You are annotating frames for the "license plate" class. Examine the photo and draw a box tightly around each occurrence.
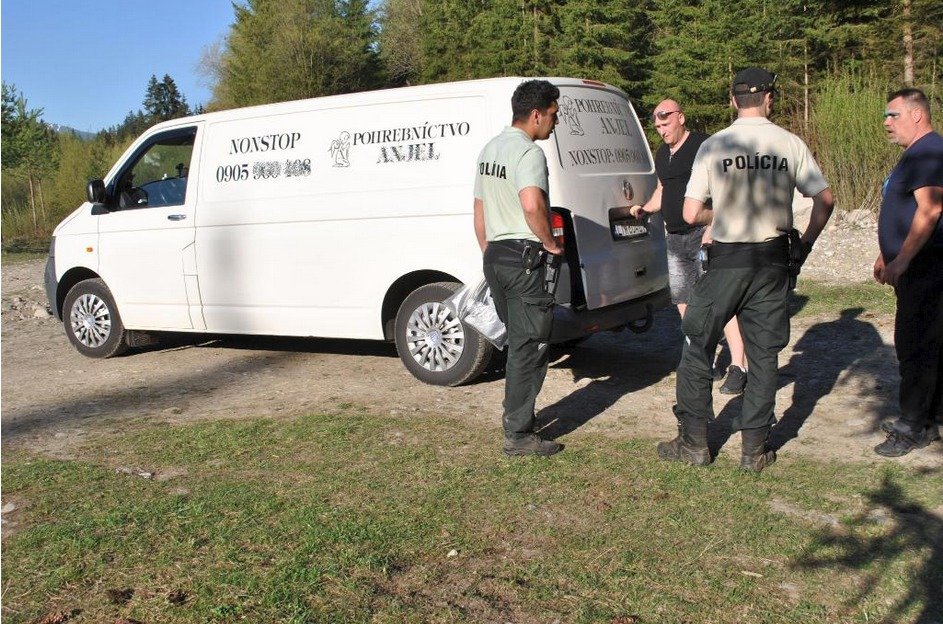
[612,221,647,239]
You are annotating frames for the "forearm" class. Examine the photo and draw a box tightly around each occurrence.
[683,197,713,226]
[523,206,556,247]
[640,182,663,214]
[520,186,560,250]
[473,198,487,252]
[894,186,943,265]
[800,188,835,246]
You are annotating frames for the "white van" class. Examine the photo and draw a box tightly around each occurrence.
[45,77,669,385]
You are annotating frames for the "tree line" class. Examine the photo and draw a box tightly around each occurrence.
[1,74,193,250]
[3,0,941,250]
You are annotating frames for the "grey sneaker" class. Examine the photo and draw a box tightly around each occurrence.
[503,434,564,457]
[719,365,747,395]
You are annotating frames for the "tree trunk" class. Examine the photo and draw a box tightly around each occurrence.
[804,41,809,131]
[38,178,47,225]
[27,172,37,230]
[533,6,539,73]
[903,0,914,86]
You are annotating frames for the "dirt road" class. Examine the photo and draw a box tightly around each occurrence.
[2,255,940,468]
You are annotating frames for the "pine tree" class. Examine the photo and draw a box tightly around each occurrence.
[550,0,653,102]
[143,74,190,122]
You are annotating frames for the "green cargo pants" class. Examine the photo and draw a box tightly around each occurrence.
[483,259,554,440]
[675,266,790,431]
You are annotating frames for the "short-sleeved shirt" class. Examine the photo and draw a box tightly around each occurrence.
[474,126,549,242]
[685,117,829,243]
[655,131,708,235]
[878,131,943,262]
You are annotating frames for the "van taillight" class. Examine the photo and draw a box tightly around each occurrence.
[550,211,565,246]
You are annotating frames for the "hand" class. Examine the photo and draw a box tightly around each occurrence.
[628,205,645,219]
[701,224,714,245]
[882,256,909,287]
[543,241,564,256]
[798,240,814,267]
[873,254,886,285]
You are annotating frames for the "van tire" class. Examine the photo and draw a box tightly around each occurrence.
[63,278,129,358]
[394,282,492,386]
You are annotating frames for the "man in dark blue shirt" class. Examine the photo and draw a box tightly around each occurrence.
[873,88,943,457]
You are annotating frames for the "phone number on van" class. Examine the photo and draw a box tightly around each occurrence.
[217,159,312,183]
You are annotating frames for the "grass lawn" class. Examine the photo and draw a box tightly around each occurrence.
[2,412,941,624]
[792,280,897,317]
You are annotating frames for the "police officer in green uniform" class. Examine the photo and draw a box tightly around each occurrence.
[658,67,835,472]
[473,79,564,456]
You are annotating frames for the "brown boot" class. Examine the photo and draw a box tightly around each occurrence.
[739,426,776,472]
[657,418,711,466]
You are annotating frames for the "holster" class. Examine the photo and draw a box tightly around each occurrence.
[786,228,804,290]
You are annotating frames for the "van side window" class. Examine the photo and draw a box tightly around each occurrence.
[114,127,196,210]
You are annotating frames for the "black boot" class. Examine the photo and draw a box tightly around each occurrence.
[657,418,711,466]
[739,426,776,472]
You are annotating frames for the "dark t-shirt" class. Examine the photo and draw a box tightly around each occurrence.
[655,131,709,234]
[878,131,943,262]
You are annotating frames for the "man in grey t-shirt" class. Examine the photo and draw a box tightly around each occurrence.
[474,79,564,457]
[658,67,834,472]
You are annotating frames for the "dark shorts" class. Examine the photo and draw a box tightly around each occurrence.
[667,227,706,305]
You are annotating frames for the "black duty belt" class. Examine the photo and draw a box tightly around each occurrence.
[707,236,789,270]
[485,239,542,268]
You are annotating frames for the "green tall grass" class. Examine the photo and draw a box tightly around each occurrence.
[807,70,900,215]
[0,200,52,253]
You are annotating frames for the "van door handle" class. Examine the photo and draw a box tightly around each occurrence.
[167,214,187,221]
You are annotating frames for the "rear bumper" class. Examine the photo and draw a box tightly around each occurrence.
[550,287,670,342]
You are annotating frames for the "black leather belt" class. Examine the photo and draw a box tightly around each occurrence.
[708,236,789,269]
[485,239,542,268]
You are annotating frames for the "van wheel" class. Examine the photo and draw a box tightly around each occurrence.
[394,282,492,386]
[63,278,129,358]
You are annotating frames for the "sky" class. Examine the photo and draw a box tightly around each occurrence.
[1,1,236,133]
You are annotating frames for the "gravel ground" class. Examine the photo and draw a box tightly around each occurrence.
[797,208,880,285]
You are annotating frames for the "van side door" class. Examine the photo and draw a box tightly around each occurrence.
[97,125,202,330]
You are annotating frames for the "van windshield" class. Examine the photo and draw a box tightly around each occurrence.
[553,87,650,173]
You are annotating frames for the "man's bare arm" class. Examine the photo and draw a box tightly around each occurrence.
[519,187,563,255]
[883,185,943,286]
[800,188,835,247]
[629,179,663,219]
[473,198,487,252]
[683,196,713,226]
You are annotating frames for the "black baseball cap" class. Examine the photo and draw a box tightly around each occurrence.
[732,67,777,94]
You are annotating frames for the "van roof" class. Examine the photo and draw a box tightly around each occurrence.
[148,77,627,132]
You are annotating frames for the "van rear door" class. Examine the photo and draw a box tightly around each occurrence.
[547,83,667,310]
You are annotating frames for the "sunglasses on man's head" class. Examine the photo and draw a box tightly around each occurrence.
[653,110,680,121]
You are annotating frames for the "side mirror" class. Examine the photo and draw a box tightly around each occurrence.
[87,179,106,204]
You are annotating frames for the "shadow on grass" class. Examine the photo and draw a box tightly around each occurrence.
[792,473,943,623]
[771,306,897,452]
